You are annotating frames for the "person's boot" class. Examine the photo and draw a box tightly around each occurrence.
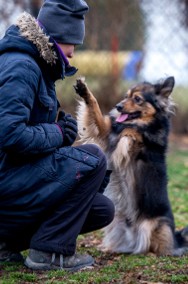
[0,242,24,262]
[25,249,94,271]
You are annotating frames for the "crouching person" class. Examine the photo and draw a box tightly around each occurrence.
[0,0,114,271]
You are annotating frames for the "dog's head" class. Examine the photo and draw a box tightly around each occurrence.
[112,76,175,125]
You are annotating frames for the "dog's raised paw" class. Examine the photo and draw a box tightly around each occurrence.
[74,77,88,97]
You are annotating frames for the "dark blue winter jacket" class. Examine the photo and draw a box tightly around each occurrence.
[0,13,99,234]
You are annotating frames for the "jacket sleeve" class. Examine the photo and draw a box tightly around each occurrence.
[0,60,63,154]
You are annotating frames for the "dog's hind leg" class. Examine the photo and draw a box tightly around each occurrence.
[150,223,175,256]
[150,222,188,256]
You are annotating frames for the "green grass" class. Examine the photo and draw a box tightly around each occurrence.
[168,148,188,228]
[1,144,188,284]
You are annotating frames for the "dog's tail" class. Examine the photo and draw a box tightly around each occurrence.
[175,226,188,249]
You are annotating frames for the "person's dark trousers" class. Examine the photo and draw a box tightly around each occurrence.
[30,144,115,256]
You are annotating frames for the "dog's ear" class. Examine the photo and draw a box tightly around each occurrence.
[155,76,175,98]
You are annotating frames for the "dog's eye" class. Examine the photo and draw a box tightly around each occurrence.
[134,96,143,104]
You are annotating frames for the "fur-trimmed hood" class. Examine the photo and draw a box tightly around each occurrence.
[0,12,58,66]
[16,12,57,65]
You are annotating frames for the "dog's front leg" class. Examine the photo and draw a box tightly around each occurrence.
[74,77,111,138]
[74,77,93,105]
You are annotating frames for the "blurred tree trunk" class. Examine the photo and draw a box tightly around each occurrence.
[29,0,43,17]
[180,0,188,26]
[84,0,144,51]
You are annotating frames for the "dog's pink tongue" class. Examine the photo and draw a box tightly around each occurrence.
[116,114,129,122]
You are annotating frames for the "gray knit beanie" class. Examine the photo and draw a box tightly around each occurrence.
[37,0,89,45]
